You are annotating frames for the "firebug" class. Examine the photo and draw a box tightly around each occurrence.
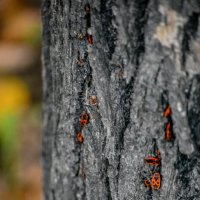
[77,132,84,143]
[164,105,171,118]
[143,179,151,188]
[80,111,89,127]
[87,34,93,45]
[151,172,161,190]
[165,122,172,141]
[144,156,160,166]
[89,95,97,106]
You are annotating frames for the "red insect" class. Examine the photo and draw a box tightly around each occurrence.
[144,150,161,166]
[151,172,161,190]
[77,132,84,143]
[80,111,90,127]
[144,156,160,166]
[87,34,93,45]
[164,105,171,118]
[165,122,172,141]
[143,179,151,188]
[89,95,97,106]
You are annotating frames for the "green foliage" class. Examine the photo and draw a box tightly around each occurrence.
[0,113,19,184]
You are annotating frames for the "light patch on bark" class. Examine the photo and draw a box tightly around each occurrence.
[182,38,200,77]
[154,5,186,48]
[154,5,187,74]
[193,39,200,63]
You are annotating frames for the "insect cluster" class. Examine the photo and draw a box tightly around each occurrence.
[76,111,90,181]
[74,3,176,195]
[75,3,98,144]
[76,111,90,143]
[143,104,174,190]
[75,3,93,68]
[143,149,161,190]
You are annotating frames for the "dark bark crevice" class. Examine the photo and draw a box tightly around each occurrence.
[132,0,150,65]
[187,75,200,150]
[182,12,199,66]
[102,158,113,200]
[174,151,200,199]
[100,0,117,60]
[114,0,150,196]
[154,63,162,84]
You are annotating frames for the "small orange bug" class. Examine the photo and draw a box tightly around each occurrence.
[76,58,85,66]
[87,34,93,45]
[89,95,97,106]
[143,179,151,188]
[144,156,160,166]
[77,132,84,143]
[164,105,171,118]
[151,172,161,190]
[80,111,90,127]
[165,122,172,141]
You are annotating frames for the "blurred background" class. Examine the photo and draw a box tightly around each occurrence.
[0,0,42,199]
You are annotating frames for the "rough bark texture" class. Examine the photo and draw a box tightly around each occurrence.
[42,0,200,199]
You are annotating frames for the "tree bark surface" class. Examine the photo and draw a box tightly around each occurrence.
[42,0,200,199]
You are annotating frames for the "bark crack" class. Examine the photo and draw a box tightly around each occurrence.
[100,0,117,59]
[115,0,150,196]
[182,12,199,66]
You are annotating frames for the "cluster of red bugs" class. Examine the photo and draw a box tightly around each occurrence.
[143,149,161,190]
[76,111,90,181]
[164,105,173,141]
[75,4,94,141]
[75,4,95,181]
[76,111,90,143]
[142,104,174,189]
[85,4,93,45]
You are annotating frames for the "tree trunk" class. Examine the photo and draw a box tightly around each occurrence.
[42,0,200,199]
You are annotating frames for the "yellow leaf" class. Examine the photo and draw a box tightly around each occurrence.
[0,76,30,117]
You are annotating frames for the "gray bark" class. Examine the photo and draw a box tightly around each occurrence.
[42,0,200,199]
